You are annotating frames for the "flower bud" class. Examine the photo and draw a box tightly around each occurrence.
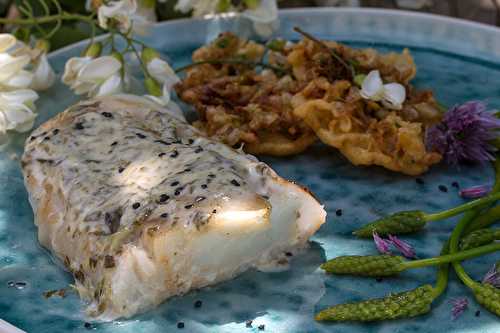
[83,42,103,58]
[13,27,30,43]
[353,211,427,238]
[315,285,434,322]
[320,255,406,277]
[472,282,500,316]
[111,51,124,64]
[144,76,162,97]
[35,39,51,54]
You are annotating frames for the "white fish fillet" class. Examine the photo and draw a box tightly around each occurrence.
[21,95,326,320]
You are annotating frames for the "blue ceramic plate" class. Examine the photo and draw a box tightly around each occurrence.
[1,8,500,333]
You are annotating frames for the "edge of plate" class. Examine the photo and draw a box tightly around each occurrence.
[48,7,500,64]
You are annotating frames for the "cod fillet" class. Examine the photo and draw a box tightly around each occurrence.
[21,95,326,320]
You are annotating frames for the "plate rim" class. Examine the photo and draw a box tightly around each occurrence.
[48,7,500,61]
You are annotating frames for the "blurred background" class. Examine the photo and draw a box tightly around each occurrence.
[0,0,498,50]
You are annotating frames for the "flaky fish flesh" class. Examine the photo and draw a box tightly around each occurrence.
[21,95,326,320]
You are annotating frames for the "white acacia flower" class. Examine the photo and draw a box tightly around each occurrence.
[62,56,93,87]
[0,34,17,53]
[98,0,151,35]
[241,0,279,37]
[62,56,125,97]
[175,0,218,17]
[360,70,406,110]
[0,52,32,90]
[31,53,56,91]
[0,89,39,143]
[146,58,180,92]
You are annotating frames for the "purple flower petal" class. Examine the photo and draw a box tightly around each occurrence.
[459,184,492,199]
[388,235,416,259]
[426,101,500,165]
[450,297,469,320]
[373,231,392,255]
[482,263,500,288]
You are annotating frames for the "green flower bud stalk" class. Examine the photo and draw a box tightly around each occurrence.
[141,47,160,66]
[354,191,500,238]
[83,42,103,58]
[144,76,162,97]
[459,228,500,250]
[315,285,435,322]
[321,255,405,277]
[471,282,500,316]
[353,211,426,238]
[322,243,500,277]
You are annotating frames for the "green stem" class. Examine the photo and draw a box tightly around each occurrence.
[402,241,500,271]
[450,158,500,288]
[465,205,500,233]
[0,12,95,25]
[432,242,450,298]
[174,59,290,75]
[293,26,356,79]
[424,191,500,222]
[450,214,476,288]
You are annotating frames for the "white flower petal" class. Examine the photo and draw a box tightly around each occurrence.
[2,104,36,127]
[15,114,37,133]
[360,70,384,101]
[78,56,122,82]
[242,0,278,24]
[94,73,123,97]
[146,58,179,86]
[3,70,34,90]
[31,54,56,91]
[0,89,38,136]
[62,56,92,86]
[98,0,138,33]
[0,89,39,106]
[252,20,278,38]
[0,54,31,82]
[175,0,218,16]
[0,34,17,53]
[72,81,97,95]
[382,83,406,110]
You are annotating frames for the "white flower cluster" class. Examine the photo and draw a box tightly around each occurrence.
[97,0,152,35]
[62,45,179,109]
[0,34,55,144]
[62,54,127,98]
[175,0,279,37]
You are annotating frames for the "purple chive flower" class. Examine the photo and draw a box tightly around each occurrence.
[482,263,500,288]
[450,297,469,320]
[426,101,500,165]
[373,231,392,255]
[459,184,492,199]
[388,235,417,259]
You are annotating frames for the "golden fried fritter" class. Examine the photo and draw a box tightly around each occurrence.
[175,32,443,175]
